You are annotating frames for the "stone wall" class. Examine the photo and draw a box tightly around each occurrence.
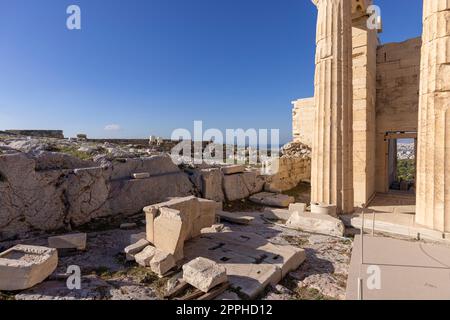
[375,37,421,192]
[0,153,193,240]
[187,167,266,202]
[264,157,311,192]
[292,98,314,148]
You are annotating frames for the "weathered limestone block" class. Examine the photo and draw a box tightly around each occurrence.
[110,155,181,180]
[65,167,110,226]
[249,192,295,208]
[289,203,307,214]
[150,250,176,276]
[0,151,194,241]
[135,245,157,267]
[263,157,311,192]
[263,209,292,221]
[145,196,197,240]
[153,207,187,261]
[242,170,265,195]
[201,224,225,234]
[0,154,67,237]
[286,212,345,237]
[108,172,193,216]
[200,168,225,202]
[0,245,58,291]
[132,172,150,179]
[34,151,94,171]
[222,165,245,175]
[48,233,87,251]
[145,197,217,260]
[189,168,224,202]
[182,257,228,293]
[124,238,150,260]
[223,174,250,201]
[196,198,219,237]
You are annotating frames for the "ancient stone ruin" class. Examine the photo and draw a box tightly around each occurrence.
[0,0,449,301]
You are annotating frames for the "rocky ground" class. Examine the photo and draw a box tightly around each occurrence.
[0,134,159,161]
[0,134,348,300]
[0,196,353,301]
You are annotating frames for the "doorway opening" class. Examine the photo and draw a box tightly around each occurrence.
[385,132,417,194]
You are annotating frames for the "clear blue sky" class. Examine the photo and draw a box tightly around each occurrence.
[0,0,423,143]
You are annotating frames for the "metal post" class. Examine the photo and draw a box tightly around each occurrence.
[361,212,364,265]
[357,277,363,300]
[372,211,376,236]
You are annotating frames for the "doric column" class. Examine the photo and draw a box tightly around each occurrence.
[416,0,450,232]
[311,0,354,214]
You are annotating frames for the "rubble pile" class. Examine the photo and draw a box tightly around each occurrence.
[280,142,311,159]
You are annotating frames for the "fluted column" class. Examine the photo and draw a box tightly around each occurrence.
[416,0,450,232]
[311,0,354,214]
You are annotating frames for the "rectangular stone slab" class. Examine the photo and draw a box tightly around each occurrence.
[183,231,305,299]
[217,211,254,225]
[48,233,87,250]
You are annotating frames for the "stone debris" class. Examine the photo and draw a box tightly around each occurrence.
[132,172,150,179]
[153,207,186,261]
[124,238,150,261]
[120,223,138,230]
[286,212,345,237]
[222,165,245,175]
[280,141,311,159]
[191,168,225,203]
[289,203,307,214]
[0,245,58,291]
[150,250,176,277]
[311,203,337,217]
[134,245,157,267]
[145,196,217,261]
[184,231,306,299]
[76,134,87,140]
[129,232,146,244]
[182,257,228,293]
[48,233,87,251]
[222,174,250,201]
[217,211,254,225]
[263,209,292,221]
[215,290,241,300]
[249,192,295,208]
[201,224,225,234]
